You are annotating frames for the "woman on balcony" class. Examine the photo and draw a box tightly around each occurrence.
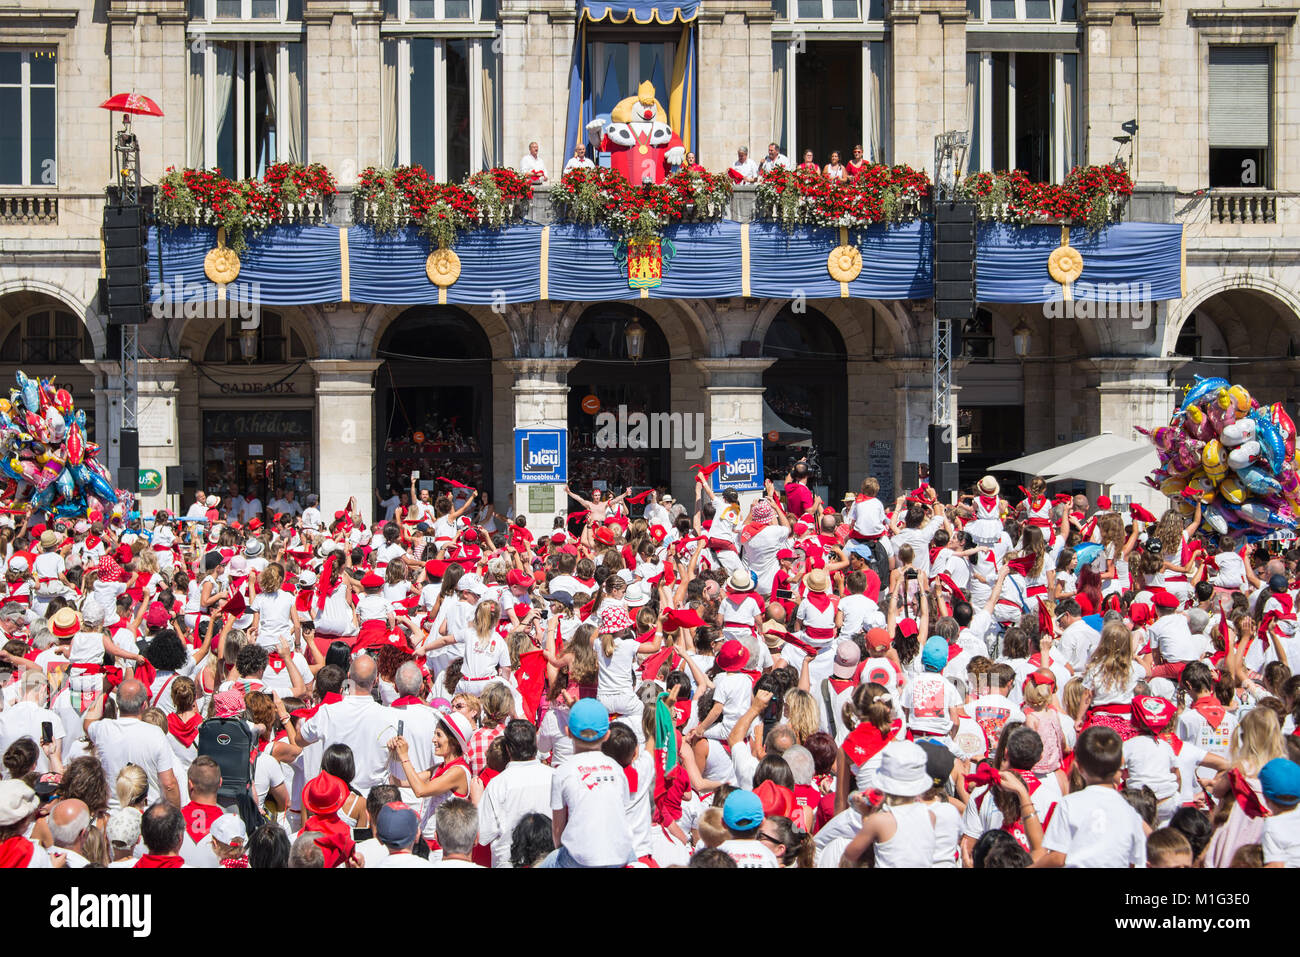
[824,151,846,181]
[846,144,868,177]
[797,149,818,173]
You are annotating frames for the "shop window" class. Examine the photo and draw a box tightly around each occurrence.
[0,309,92,363]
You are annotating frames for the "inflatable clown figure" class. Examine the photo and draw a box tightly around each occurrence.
[585,80,686,185]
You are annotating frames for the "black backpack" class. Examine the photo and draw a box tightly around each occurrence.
[195,717,266,833]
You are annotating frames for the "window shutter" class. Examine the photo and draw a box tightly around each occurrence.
[1209,46,1270,148]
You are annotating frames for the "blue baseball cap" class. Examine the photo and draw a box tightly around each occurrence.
[921,635,948,672]
[375,802,420,848]
[1082,614,1105,632]
[722,790,765,831]
[1259,758,1300,807]
[568,698,610,742]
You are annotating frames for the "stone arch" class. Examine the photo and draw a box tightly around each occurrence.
[748,297,915,357]
[1162,273,1300,359]
[552,298,714,359]
[177,306,321,362]
[362,302,521,361]
[0,279,105,360]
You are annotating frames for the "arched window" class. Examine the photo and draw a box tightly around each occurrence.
[0,309,93,363]
[201,310,308,363]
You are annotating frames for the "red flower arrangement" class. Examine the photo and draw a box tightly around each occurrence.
[552,166,732,239]
[756,164,931,231]
[355,165,533,248]
[959,163,1132,229]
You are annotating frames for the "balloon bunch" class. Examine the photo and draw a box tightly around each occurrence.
[1141,376,1300,538]
[0,371,124,518]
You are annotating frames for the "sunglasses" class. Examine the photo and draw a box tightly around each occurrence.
[757,832,783,846]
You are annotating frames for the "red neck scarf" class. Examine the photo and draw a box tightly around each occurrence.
[167,712,202,748]
[803,590,834,613]
[1229,768,1268,819]
[842,719,900,768]
[391,695,425,709]
[964,760,1002,794]
[134,853,185,868]
[0,835,33,868]
[1192,694,1226,730]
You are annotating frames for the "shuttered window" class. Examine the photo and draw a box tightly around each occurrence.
[1209,46,1271,148]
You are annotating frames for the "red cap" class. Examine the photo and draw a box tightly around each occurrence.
[360,572,384,588]
[1131,694,1176,733]
[715,640,749,672]
[1152,590,1179,609]
[248,517,262,530]
[506,569,532,589]
[776,548,795,561]
[334,510,346,520]
[649,526,666,542]
[754,780,798,819]
[425,560,449,578]
[897,618,919,638]
[594,527,617,546]
[551,533,567,545]
[865,627,892,649]
[1096,495,1112,510]
[303,772,349,816]
[1129,603,1153,626]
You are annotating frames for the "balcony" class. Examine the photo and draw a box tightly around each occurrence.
[0,193,58,225]
[1205,190,1280,225]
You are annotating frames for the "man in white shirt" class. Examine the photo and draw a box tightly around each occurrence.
[301,493,322,531]
[1147,592,1209,670]
[717,790,779,867]
[388,663,438,805]
[477,720,554,867]
[0,673,65,773]
[184,490,209,521]
[280,489,304,518]
[729,146,759,184]
[890,503,948,576]
[49,799,92,868]
[373,802,434,868]
[297,656,398,795]
[428,798,486,868]
[520,141,549,184]
[1055,599,1102,672]
[760,142,790,173]
[563,143,596,172]
[241,487,263,524]
[83,680,181,809]
[375,487,403,523]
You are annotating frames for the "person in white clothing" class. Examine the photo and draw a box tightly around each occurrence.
[840,741,938,868]
[563,143,595,172]
[477,720,554,867]
[520,141,549,183]
[373,801,434,868]
[296,656,398,794]
[428,798,485,867]
[1260,757,1300,867]
[82,679,181,809]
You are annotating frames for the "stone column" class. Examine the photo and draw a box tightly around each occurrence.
[135,359,192,515]
[887,0,969,170]
[693,358,776,510]
[310,360,382,510]
[504,358,578,533]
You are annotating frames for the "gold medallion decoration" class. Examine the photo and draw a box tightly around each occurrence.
[1047,244,1084,285]
[827,244,862,283]
[204,226,241,285]
[426,248,462,287]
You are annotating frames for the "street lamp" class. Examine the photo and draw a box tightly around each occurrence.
[239,325,259,362]
[1012,321,1032,359]
[624,317,645,362]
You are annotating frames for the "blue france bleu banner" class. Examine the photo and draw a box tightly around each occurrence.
[515,429,567,484]
[710,438,763,492]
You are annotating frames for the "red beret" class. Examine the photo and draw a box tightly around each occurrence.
[1152,590,1179,609]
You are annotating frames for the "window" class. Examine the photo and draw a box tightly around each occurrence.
[202,311,308,363]
[191,0,301,18]
[777,40,890,166]
[190,40,305,177]
[795,0,861,18]
[385,0,473,18]
[960,309,995,361]
[967,50,1078,182]
[1208,46,1271,189]
[0,310,92,363]
[0,48,56,186]
[383,37,497,177]
[584,36,678,125]
[966,0,1073,20]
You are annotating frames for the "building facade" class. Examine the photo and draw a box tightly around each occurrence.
[1,0,1297,522]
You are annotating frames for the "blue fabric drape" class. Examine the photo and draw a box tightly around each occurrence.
[747,221,933,300]
[581,0,700,23]
[975,222,1183,303]
[346,225,542,305]
[148,225,342,304]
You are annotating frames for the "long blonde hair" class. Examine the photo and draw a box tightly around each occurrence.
[1229,707,1285,777]
[784,689,819,744]
[1098,513,1125,554]
[1155,509,1184,556]
[115,764,148,810]
[1083,621,1133,693]
[472,601,499,643]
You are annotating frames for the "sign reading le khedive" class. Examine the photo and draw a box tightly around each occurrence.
[204,410,312,441]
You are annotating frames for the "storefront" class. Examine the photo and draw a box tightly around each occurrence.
[202,409,315,506]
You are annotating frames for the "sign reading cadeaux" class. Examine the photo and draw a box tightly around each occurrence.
[514,428,567,484]
[709,438,763,492]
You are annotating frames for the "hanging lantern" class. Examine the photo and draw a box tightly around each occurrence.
[624,318,646,363]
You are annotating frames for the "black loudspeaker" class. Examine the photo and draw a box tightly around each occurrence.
[119,427,139,493]
[103,202,150,325]
[933,201,977,322]
[166,466,184,495]
[928,423,958,498]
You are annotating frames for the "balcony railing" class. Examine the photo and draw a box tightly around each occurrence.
[0,194,58,225]
[1206,190,1277,224]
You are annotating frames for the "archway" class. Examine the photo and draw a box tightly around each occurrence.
[376,306,493,501]
[762,305,848,497]
[1169,289,1300,403]
[567,303,671,499]
[0,291,97,437]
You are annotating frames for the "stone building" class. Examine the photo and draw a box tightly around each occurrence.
[0,0,1296,522]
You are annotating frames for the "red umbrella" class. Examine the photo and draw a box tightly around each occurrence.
[98,93,164,117]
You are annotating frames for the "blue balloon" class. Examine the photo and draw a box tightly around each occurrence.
[1180,375,1231,412]
[1073,542,1103,568]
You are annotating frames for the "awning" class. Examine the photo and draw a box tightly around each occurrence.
[581,0,699,23]
[989,432,1147,478]
[1045,445,1160,487]
[764,401,811,447]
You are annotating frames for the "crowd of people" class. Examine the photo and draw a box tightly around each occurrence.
[1,460,1299,871]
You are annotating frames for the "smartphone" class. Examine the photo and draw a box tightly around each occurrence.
[40,721,53,746]
[411,470,420,480]
[396,720,404,738]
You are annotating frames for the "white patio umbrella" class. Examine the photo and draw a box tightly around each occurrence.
[988,432,1147,478]
[1045,445,1161,487]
